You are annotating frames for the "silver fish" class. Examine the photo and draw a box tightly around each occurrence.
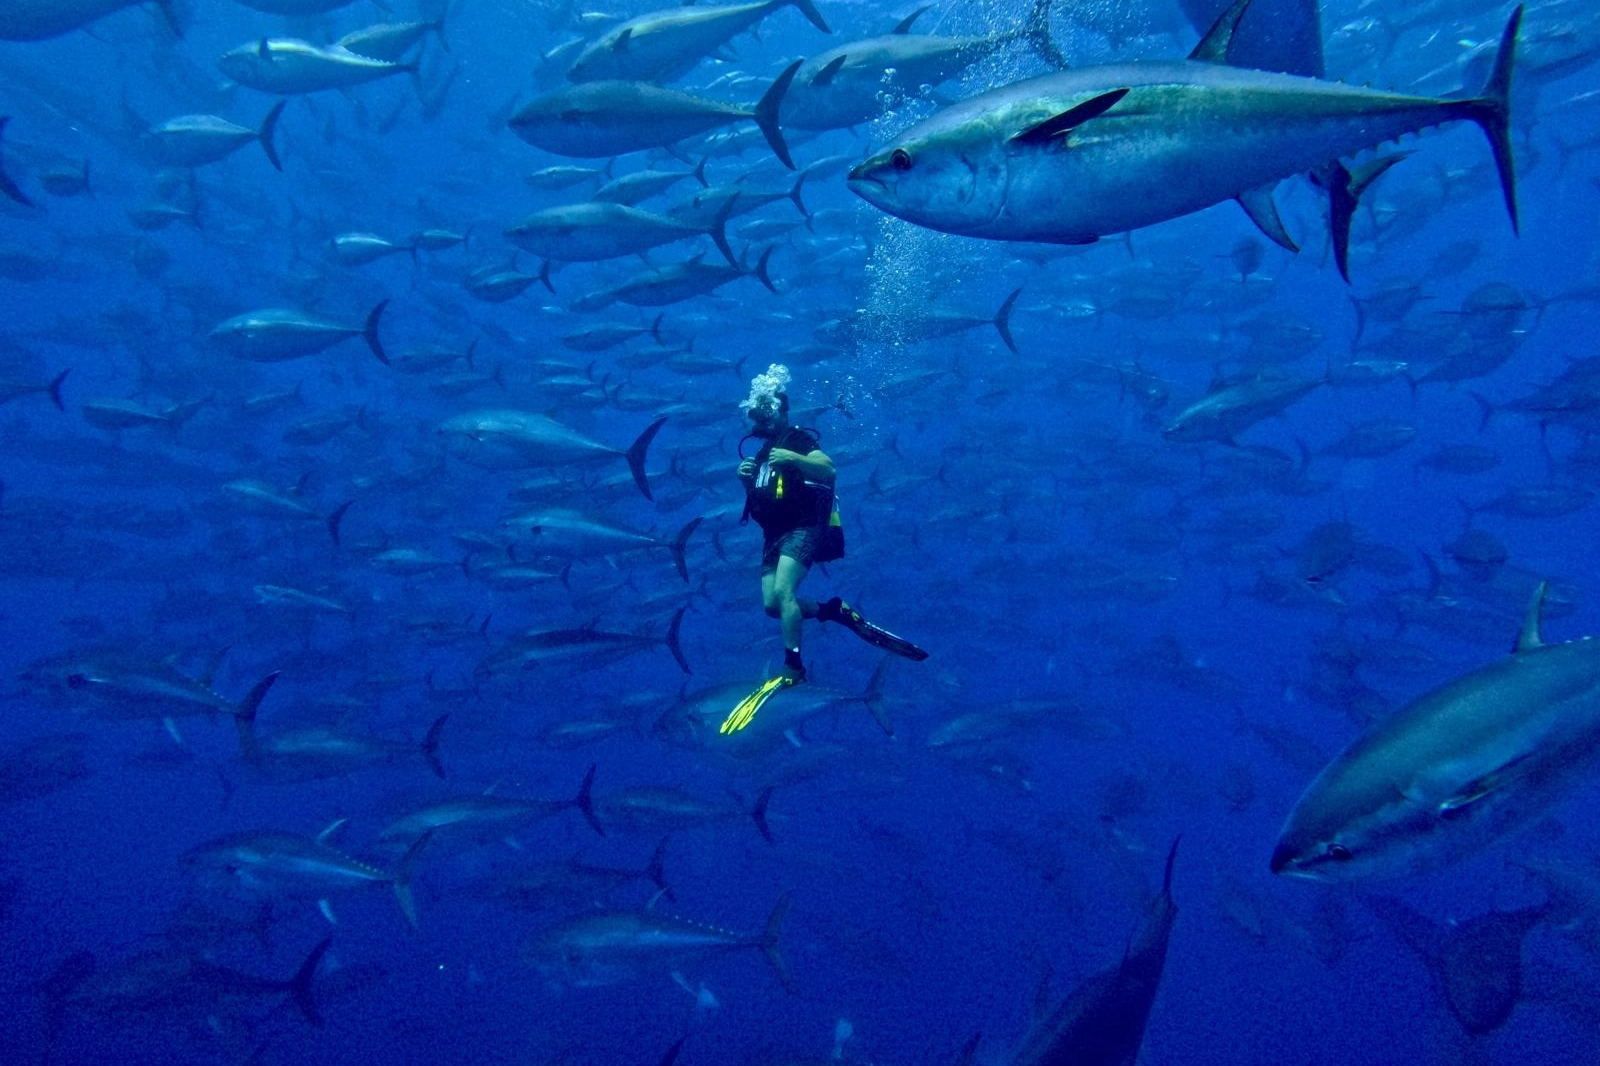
[210,301,388,364]
[0,0,179,42]
[509,63,800,167]
[436,411,664,498]
[148,103,285,170]
[1273,583,1600,881]
[567,0,829,84]
[218,38,417,96]
[849,1,1520,260]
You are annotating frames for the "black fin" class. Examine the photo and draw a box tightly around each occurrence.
[363,299,389,363]
[810,54,847,87]
[1010,88,1129,146]
[624,415,667,500]
[666,605,690,674]
[259,101,286,171]
[287,937,333,1027]
[0,116,34,207]
[1465,4,1521,233]
[421,714,448,778]
[754,60,802,169]
[1234,185,1297,253]
[575,764,605,836]
[752,785,775,844]
[994,287,1021,354]
[1188,0,1254,64]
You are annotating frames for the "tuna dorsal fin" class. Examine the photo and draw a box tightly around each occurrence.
[1234,185,1298,253]
[1010,88,1130,146]
[893,5,930,33]
[612,27,632,52]
[810,54,847,87]
[1189,0,1254,64]
[1516,580,1548,653]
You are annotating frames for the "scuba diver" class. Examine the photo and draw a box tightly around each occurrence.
[722,365,928,735]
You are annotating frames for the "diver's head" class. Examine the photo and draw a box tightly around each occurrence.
[741,364,792,439]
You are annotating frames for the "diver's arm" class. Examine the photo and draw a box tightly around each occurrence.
[771,447,834,484]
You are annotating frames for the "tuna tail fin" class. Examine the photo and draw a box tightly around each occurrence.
[363,299,390,364]
[1467,5,1521,234]
[286,937,333,1026]
[708,195,738,266]
[326,499,353,547]
[751,785,775,844]
[752,245,777,293]
[754,60,802,170]
[1023,0,1066,70]
[625,415,667,500]
[575,763,605,836]
[994,287,1021,354]
[0,116,34,207]
[235,672,279,720]
[862,654,894,736]
[785,0,831,34]
[258,101,286,172]
[645,837,675,901]
[953,1032,982,1066]
[761,893,795,992]
[669,517,702,582]
[665,605,690,674]
[421,713,449,778]
[392,830,432,930]
[789,170,809,219]
[151,0,187,38]
[47,369,69,412]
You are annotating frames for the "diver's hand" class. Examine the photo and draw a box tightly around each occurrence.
[737,458,756,479]
[767,448,800,467]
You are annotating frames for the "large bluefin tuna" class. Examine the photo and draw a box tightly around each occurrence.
[0,0,179,41]
[1273,583,1600,881]
[218,38,418,95]
[567,0,829,84]
[849,0,1521,265]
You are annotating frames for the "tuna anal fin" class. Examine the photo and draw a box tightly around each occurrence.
[1235,185,1297,253]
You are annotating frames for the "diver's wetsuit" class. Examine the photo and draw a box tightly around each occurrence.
[744,426,833,571]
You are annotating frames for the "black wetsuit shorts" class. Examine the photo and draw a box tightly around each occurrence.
[761,526,822,572]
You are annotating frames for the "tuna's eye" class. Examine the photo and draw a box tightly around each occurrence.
[1326,843,1353,862]
[66,674,88,689]
[891,148,912,171]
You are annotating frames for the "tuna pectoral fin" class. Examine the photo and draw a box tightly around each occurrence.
[625,415,667,500]
[751,785,775,844]
[762,892,796,993]
[1009,88,1129,146]
[1466,5,1522,234]
[754,61,803,170]
[287,937,333,1027]
[1234,186,1297,254]
[236,672,280,719]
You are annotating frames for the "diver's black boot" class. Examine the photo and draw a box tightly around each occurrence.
[819,597,929,662]
[780,647,807,683]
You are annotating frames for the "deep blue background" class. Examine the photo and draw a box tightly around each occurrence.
[2,1,1599,1063]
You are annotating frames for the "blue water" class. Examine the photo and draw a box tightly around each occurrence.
[2,1,1599,1063]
